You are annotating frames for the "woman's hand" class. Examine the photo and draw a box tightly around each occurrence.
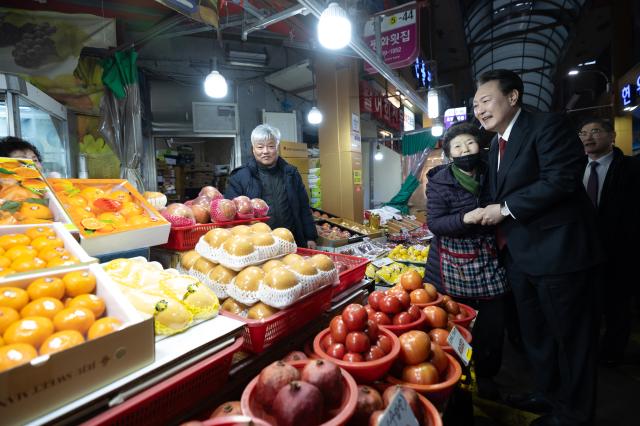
[463,208,485,224]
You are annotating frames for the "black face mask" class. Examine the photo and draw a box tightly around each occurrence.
[452,152,482,172]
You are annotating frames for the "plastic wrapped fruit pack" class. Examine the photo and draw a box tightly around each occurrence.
[195,223,297,271]
[102,258,219,335]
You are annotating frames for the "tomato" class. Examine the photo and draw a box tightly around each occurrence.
[424,283,438,299]
[400,270,423,291]
[372,311,391,326]
[392,312,413,325]
[410,288,431,304]
[379,295,401,315]
[398,330,431,365]
[342,304,368,332]
[330,316,348,343]
[407,305,421,321]
[321,333,336,350]
[401,362,440,385]
[327,343,346,359]
[428,328,450,346]
[367,291,385,311]
[441,295,452,304]
[445,300,460,315]
[394,291,411,310]
[376,335,393,355]
[429,341,448,374]
[364,319,379,342]
[423,306,448,328]
[455,311,468,321]
[345,331,370,353]
[364,345,385,361]
[365,305,376,320]
[343,352,363,362]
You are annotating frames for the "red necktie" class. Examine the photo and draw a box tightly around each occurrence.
[498,137,507,167]
[496,137,508,249]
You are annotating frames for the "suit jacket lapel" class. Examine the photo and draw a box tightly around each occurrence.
[488,135,499,198]
[497,111,528,195]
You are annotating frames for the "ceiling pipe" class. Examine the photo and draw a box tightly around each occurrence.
[242,4,308,41]
[296,0,428,114]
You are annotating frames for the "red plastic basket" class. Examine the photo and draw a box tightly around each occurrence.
[83,337,244,426]
[296,248,369,295]
[221,285,333,353]
[451,303,477,329]
[159,217,270,251]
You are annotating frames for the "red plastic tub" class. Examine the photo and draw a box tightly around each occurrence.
[379,309,427,336]
[160,217,270,251]
[386,353,462,405]
[438,326,473,356]
[451,303,477,329]
[241,359,358,425]
[83,337,244,426]
[221,285,333,353]
[296,248,370,295]
[202,416,271,426]
[418,394,444,426]
[411,292,444,308]
[313,327,400,383]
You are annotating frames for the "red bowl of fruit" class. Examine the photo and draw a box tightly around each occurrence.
[313,327,401,383]
[411,292,444,308]
[417,393,443,426]
[241,359,358,426]
[379,309,427,336]
[451,303,476,329]
[427,326,473,356]
[386,353,462,405]
[202,416,271,426]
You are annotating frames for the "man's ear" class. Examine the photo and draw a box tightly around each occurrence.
[509,90,519,106]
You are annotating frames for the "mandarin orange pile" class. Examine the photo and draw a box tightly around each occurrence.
[0,227,80,277]
[0,270,122,372]
[0,160,54,225]
[51,180,161,235]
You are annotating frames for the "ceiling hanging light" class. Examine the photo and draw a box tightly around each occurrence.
[318,3,352,50]
[431,119,444,137]
[427,89,439,118]
[204,58,228,98]
[307,106,323,125]
[374,144,384,161]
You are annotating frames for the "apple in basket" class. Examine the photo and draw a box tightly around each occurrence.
[251,198,269,217]
[211,198,237,222]
[161,203,196,227]
[199,186,224,200]
[233,196,255,219]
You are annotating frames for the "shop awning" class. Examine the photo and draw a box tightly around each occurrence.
[401,130,438,156]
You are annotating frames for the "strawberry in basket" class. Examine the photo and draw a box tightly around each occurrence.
[252,198,269,217]
[211,198,237,222]
[161,203,196,227]
[234,196,255,220]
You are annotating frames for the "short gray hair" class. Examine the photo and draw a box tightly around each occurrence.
[251,124,281,146]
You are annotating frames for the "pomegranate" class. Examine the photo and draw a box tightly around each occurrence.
[233,196,255,219]
[272,381,324,426]
[382,385,425,424]
[282,351,308,362]
[254,360,300,406]
[190,204,210,224]
[209,401,242,418]
[161,203,196,227]
[199,186,223,200]
[251,198,269,217]
[369,410,385,426]
[210,198,237,222]
[349,385,383,425]
[301,359,343,407]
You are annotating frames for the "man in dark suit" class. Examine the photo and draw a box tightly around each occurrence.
[579,118,640,365]
[472,70,602,426]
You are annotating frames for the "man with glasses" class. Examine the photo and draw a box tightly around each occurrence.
[225,124,317,248]
[579,118,640,365]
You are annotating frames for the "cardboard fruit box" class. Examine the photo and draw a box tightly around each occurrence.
[0,264,155,425]
[48,179,171,256]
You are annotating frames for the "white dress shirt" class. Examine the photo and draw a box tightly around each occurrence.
[583,150,614,205]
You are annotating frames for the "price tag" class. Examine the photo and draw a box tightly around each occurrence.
[379,391,419,426]
[412,244,427,251]
[372,257,394,268]
[447,326,473,366]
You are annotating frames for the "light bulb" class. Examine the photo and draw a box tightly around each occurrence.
[204,70,228,98]
[307,106,323,125]
[431,121,444,137]
[374,146,383,161]
[318,3,352,50]
[567,69,579,76]
[427,89,439,118]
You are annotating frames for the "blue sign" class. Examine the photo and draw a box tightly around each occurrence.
[412,57,432,88]
[621,84,633,107]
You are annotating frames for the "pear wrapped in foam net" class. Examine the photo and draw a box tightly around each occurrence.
[160,275,220,320]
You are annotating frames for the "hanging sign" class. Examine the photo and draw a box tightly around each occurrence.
[363,2,420,73]
[359,81,403,131]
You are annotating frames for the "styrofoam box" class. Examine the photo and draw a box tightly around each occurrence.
[0,264,155,425]
[0,223,96,282]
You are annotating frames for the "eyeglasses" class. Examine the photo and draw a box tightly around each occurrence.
[578,128,607,138]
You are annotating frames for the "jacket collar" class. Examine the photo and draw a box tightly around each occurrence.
[247,156,291,177]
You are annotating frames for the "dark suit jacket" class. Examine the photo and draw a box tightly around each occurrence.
[488,110,602,276]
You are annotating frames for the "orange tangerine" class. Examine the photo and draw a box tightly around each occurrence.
[20,297,64,319]
[39,330,85,355]
[0,343,38,372]
[97,212,126,227]
[63,271,96,297]
[0,267,15,277]
[21,179,47,191]
[96,224,115,234]
[0,256,10,268]
[127,215,152,226]
[0,234,31,250]
[31,235,64,252]
[12,167,40,179]
[61,195,87,208]
[52,307,95,334]
[68,294,105,318]
[87,317,122,340]
[0,335,3,345]
[27,277,65,300]
[80,217,104,231]
[0,287,29,311]
[11,255,46,272]
[0,247,4,255]
[70,206,95,220]
[47,255,79,268]
[3,316,54,347]
[19,203,53,220]
[62,297,73,308]
[50,179,74,192]
[80,187,105,203]
[109,190,132,203]
[25,226,55,240]
[0,306,20,334]
[4,245,38,261]
[119,202,143,217]
[38,247,69,262]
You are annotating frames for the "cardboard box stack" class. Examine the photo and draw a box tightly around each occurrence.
[185,162,214,189]
[279,141,311,196]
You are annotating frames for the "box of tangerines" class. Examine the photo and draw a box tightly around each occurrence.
[0,263,154,424]
[0,223,96,281]
[0,157,73,227]
[48,179,171,256]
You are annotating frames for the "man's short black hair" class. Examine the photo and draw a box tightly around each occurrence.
[442,122,481,157]
[0,137,42,162]
[477,69,524,106]
[579,118,614,133]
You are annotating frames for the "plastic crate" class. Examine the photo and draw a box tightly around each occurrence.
[159,217,270,251]
[297,248,369,296]
[83,337,244,426]
[221,285,333,353]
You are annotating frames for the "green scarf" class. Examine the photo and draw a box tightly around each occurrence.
[451,164,480,196]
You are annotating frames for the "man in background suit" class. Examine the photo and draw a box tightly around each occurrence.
[579,118,640,365]
[471,69,602,426]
